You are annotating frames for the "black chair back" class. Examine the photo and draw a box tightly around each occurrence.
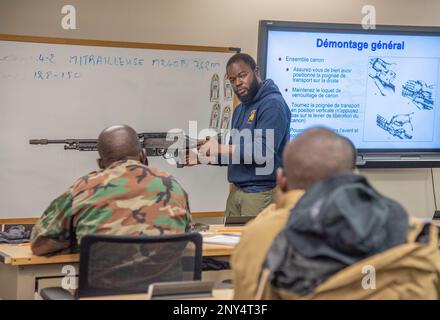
[77,232,202,298]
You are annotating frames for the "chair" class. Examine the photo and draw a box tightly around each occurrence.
[40,232,203,299]
[146,280,215,299]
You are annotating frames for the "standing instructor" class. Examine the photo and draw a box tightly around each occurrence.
[197,53,291,217]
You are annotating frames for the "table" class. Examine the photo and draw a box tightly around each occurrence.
[0,225,243,300]
[80,288,234,300]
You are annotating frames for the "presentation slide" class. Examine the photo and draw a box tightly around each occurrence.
[266,30,440,150]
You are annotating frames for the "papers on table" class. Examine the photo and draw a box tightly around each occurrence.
[202,234,241,246]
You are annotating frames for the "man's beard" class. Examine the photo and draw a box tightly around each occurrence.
[237,77,261,103]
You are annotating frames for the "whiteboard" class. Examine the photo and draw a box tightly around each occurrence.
[0,36,237,218]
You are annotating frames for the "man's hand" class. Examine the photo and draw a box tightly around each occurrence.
[198,138,219,157]
[180,149,216,166]
[199,138,235,157]
[181,136,235,166]
[182,150,200,166]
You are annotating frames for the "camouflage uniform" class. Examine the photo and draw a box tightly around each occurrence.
[31,159,191,256]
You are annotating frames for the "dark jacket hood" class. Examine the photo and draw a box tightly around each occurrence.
[247,79,282,104]
[263,173,409,295]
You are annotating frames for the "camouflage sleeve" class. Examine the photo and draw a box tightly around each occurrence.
[31,190,74,256]
[182,188,192,232]
[152,177,192,234]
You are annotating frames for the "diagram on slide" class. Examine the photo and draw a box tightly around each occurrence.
[376,113,414,140]
[364,56,437,143]
[368,58,396,96]
[402,80,434,110]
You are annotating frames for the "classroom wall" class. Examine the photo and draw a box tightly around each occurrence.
[1,0,440,218]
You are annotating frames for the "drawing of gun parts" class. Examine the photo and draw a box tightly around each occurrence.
[368,58,396,96]
[402,80,434,110]
[220,105,232,130]
[376,113,414,140]
[210,73,220,102]
[209,103,221,129]
[223,74,234,101]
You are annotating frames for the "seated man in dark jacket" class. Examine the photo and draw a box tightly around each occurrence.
[256,128,440,300]
[232,126,357,299]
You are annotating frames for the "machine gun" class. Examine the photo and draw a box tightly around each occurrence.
[29,132,204,167]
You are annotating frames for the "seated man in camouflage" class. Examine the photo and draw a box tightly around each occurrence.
[31,124,191,256]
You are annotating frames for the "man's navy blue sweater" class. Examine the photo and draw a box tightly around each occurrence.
[223,79,291,193]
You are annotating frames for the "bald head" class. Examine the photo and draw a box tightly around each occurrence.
[283,127,356,190]
[97,125,143,168]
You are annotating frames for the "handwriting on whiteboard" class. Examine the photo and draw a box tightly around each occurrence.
[34,70,82,80]
[69,55,145,67]
[152,58,221,71]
